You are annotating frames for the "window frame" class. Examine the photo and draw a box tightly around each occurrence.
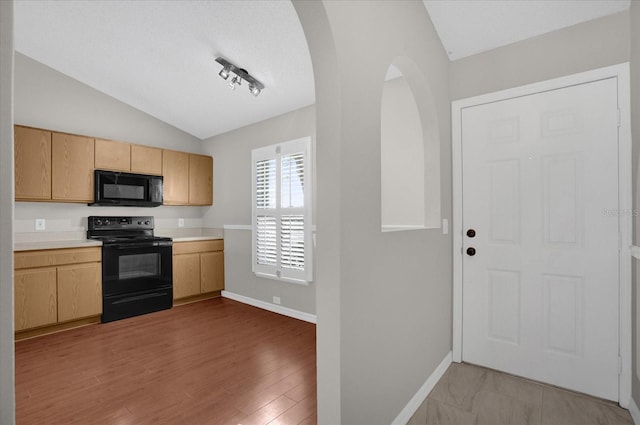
[251,137,313,284]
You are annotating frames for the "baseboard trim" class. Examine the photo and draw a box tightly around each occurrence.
[629,397,640,425]
[221,290,317,324]
[391,351,452,425]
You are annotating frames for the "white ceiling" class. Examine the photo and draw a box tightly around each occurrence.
[423,0,631,60]
[14,1,632,140]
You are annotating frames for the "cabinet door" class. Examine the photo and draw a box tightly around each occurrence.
[52,132,95,202]
[200,251,224,293]
[14,268,57,331]
[173,253,201,299]
[131,144,162,175]
[57,262,102,322]
[95,139,131,172]
[188,154,213,205]
[162,150,189,205]
[14,126,52,200]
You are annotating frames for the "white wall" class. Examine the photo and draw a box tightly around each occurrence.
[296,1,452,423]
[201,105,316,315]
[0,2,15,423]
[13,53,210,236]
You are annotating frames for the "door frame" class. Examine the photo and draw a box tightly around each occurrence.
[451,63,632,407]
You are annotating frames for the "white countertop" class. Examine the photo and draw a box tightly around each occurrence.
[171,236,223,242]
[14,239,103,252]
[14,235,222,251]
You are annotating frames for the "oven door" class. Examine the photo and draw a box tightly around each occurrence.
[102,241,172,297]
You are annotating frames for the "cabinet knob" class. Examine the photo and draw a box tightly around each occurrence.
[466,247,476,256]
[466,229,476,238]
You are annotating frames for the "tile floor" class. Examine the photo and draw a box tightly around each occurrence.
[407,362,633,425]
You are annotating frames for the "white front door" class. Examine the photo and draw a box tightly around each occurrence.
[461,77,620,401]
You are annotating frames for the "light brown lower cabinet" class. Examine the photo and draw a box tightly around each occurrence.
[173,240,224,301]
[14,267,57,331]
[14,247,102,334]
[57,263,102,322]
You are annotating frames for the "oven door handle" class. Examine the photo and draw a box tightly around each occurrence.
[107,242,172,249]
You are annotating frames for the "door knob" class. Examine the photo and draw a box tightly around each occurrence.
[466,229,476,238]
[466,247,476,256]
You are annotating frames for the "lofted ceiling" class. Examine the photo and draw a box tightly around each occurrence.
[14,0,631,140]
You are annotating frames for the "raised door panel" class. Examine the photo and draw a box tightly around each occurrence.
[162,150,189,205]
[200,251,224,293]
[173,253,201,299]
[14,125,52,200]
[131,145,162,175]
[14,268,57,331]
[95,139,131,172]
[57,263,102,322]
[188,154,213,205]
[51,132,95,202]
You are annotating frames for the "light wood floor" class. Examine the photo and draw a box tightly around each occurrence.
[408,362,633,425]
[15,298,317,425]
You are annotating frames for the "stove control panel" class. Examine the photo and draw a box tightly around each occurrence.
[88,216,154,230]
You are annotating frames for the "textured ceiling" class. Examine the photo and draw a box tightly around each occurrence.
[14,1,632,140]
[14,0,314,140]
[423,0,631,60]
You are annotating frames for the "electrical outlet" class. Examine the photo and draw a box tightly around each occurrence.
[273,296,281,305]
[35,219,46,231]
[442,219,449,235]
[178,218,185,228]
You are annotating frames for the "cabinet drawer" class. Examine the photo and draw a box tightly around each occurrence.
[173,239,223,255]
[15,247,101,270]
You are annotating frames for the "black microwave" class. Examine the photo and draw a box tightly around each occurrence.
[91,170,163,207]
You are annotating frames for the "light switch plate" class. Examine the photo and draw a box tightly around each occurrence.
[442,219,449,235]
[35,219,46,231]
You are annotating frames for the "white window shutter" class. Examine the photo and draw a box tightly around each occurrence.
[252,137,312,283]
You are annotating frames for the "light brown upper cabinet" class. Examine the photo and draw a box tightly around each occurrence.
[188,154,213,205]
[131,145,162,175]
[14,125,52,201]
[51,132,95,202]
[162,149,190,205]
[95,138,131,172]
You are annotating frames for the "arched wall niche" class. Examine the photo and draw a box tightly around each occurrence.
[381,56,441,232]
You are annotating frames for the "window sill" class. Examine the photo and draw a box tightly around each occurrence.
[254,272,311,286]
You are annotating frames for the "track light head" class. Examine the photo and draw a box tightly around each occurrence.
[228,75,241,90]
[249,83,261,97]
[218,66,231,80]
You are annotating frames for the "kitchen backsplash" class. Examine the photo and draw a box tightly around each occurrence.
[14,201,217,242]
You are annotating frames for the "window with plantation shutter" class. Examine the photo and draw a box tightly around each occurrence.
[252,137,312,283]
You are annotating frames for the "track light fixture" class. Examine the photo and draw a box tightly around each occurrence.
[215,57,264,97]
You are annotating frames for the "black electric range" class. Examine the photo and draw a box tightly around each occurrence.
[88,216,173,322]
